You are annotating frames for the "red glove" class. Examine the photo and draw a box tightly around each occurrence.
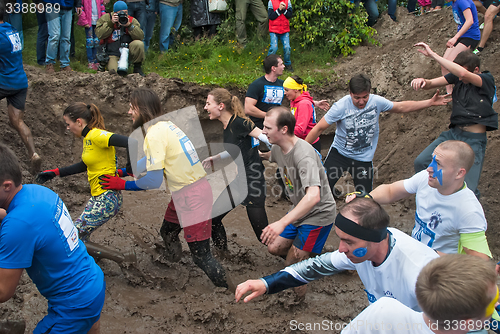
[117,168,125,177]
[99,174,126,190]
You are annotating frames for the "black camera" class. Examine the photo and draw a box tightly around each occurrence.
[118,12,128,25]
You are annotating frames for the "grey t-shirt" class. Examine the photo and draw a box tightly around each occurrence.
[270,138,336,227]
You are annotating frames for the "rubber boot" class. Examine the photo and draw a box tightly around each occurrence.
[160,220,183,262]
[85,241,136,264]
[133,63,145,77]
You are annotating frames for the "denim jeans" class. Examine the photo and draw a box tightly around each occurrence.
[267,32,291,66]
[45,9,72,67]
[7,13,23,50]
[85,26,97,63]
[127,1,147,34]
[358,0,397,25]
[159,3,182,52]
[144,11,157,52]
[36,11,48,65]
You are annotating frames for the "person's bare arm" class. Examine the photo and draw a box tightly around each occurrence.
[414,42,483,87]
[304,117,330,144]
[244,97,267,119]
[369,180,412,204]
[260,186,320,245]
[462,247,491,260]
[410,77,449,91]
[0,268,23,303]
[390,90,451,113]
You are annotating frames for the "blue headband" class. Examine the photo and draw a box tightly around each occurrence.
[428,155,443,186]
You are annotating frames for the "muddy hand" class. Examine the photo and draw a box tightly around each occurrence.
[235,279,267,303]
[260,222,285,246]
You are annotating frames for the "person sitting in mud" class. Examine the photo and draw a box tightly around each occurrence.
[258,106,336,298]
[352,140,492,260]
[341,254,499,334]
[304,73,451,198]
[36,102,136,265]
[202,88,270,257]
[95,1,145,76]
[411,43,497,198]
[99,88,233,290]
[0,3,42,174]
[235,198,439,311]
[0,144,105,334]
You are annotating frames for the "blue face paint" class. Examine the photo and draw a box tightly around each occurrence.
[353,247,368,258]
[428,155,443,186]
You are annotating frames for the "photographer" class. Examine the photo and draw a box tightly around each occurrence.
[95,1,145,76]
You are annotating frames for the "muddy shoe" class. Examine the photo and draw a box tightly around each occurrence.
[162,234,182,262]
[0,319,25,334]
[61,65,72,72]
[45,64,55,74]
[30,153,42,175]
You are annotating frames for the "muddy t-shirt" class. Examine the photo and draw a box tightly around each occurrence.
[246,76,285,129]
[224,115,265,182]
[445,71,498,130]
[324,94,393,162]
[269,138,335,227]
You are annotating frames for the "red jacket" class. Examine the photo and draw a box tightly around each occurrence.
[290,91,318,144]
[77,0,106,27]
[268,0,290,34]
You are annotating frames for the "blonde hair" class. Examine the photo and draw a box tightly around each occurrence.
[416,254,496,327]
[208,88,250,124]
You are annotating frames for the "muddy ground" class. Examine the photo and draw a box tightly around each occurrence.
[1,6,500,333]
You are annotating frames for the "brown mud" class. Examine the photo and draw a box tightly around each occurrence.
[1,7,500,333]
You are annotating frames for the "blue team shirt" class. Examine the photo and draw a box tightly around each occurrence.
[0,22,28,90]
[452,0,480,41]
[0,185,104,316]
[324,94,393,162]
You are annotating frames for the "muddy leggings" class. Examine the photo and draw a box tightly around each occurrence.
[161,220,229,288]
[211,206,268,251]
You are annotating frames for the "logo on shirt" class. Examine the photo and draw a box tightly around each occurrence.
[364,289,377,303]
[428,211,442,230]
[344,106,378,153]
[282,166,293,192]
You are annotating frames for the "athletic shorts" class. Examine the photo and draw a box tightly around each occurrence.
[481,0,500,8]
[455,37,479,49]
[280,223,333,254]
[34,280,105,334]
[0,87,27,110]
[164,177,213,243]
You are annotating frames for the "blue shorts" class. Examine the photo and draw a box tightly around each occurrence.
[34,280,106,334]
[280,223,333,254]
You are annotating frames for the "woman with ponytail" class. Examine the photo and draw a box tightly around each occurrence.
[283,75,321,153]
[35,103,131,249]
[202,88,270,254]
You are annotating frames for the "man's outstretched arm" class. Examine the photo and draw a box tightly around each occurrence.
[390,89,451,113]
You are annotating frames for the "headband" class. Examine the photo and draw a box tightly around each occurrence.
[486,286,499,318]
[335,213,387,242]
[283,77,307,92]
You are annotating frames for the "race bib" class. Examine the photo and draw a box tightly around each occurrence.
[262,85,284,105]
[7,32,21,52]
[180,136,200,165]
[54,199,79,256]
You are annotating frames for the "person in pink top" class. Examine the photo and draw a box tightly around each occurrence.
[283,75,322,153]
[77,0,106,69]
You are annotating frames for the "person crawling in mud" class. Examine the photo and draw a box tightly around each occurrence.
[0,144,105,334]
[236,198,439,311]
[99,88,234,290]
[258,106,336,298]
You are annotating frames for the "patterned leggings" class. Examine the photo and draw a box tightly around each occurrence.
[75,190,123,242]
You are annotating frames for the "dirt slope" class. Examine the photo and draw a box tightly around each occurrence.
[1,6,499,333]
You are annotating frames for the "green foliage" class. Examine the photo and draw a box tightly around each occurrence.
[290,0,378,56]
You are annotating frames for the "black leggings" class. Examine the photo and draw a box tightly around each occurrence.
[161,220,228,288]
[211,205,268,250]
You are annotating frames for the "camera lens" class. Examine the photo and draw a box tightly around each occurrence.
[118,12,128,25]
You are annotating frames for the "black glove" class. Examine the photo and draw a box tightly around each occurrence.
[35,169,59,184]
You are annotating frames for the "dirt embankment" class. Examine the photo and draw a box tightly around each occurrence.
[1,6,499,333]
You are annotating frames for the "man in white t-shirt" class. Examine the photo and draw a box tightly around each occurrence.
[304,73,450,197]
[342,254,499,334]
[235,198,439,311]
[363,140,492,259]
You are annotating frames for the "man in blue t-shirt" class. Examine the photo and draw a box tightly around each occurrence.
[0,3,41,174]
[0,144,105,334]
[305,73,451,197]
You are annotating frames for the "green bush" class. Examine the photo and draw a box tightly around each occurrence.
[290,0,378,56]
